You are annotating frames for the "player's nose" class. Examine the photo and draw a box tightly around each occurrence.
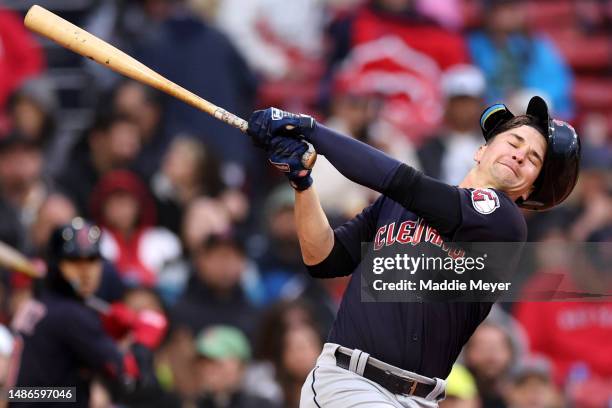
[511,154,523,164]
[511,148,527,164]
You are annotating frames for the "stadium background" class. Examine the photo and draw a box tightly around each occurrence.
[0,0,610,406]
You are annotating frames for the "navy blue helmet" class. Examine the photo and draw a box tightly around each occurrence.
[49,218,102,260]
[479,96,581,211]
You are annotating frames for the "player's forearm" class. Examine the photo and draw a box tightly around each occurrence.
[308,124,402,194]
[308,124,462,236]
[294,186,334,265]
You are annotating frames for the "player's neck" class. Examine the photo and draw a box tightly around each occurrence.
[459,169,523,202]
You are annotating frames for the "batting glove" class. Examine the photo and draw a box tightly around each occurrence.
[268,136,314,191]
[247,108,316,149]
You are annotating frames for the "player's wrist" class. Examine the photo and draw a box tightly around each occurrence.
[289,174,313,191]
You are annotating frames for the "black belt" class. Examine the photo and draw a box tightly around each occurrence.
[334,349,437,398]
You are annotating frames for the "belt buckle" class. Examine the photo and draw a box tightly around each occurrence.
[386,371,418,396]
[407,380,418,396]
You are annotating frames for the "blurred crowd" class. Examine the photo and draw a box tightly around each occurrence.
[0,0,610,407]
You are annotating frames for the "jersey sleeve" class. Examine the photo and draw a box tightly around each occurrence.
[452,188,527,242]
[450,189,527,287]
[333,196,383,265]
[61,306,124,377]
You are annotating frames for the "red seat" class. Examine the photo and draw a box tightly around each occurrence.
[574,77,612,110]
[551,32,612,71]
[526,0,575,29]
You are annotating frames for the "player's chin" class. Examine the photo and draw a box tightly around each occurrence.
[491,174,527,195]
[491,167,518,187]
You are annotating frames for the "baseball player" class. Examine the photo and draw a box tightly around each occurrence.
[247,96,580,408]
[10,218,166,408]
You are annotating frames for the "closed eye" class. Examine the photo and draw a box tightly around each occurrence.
[529,153,542,167]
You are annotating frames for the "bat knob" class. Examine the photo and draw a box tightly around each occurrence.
[301,143,317,169]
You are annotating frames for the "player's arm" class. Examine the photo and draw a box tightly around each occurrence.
[61,306,160,396]
[248,110,462,236]
[249,127,374,277]
[294,186,334,265]
[295,186,380,278]
[295,185,368,278]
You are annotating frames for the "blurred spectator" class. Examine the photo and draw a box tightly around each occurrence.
[514,226,612,386]
[135,4,257,173]
[0,132,48,252]
[256,186,310,287]
[215,0,324,80]
[464,321,517,408]
[172,234,258,339]
[124,286,166,315]
[119,286,183,408]
[6,77,68,178]
[568,171,611,243]
[56,112,142,216]
[440,364,479,408]
[151,136,224,234]
[504,356,562,408]
[29,194,77,257]
[255,186,337,329]
[111,80,167,181]
[84,0,176,91]
[0,7,44,130]
[155,324,200,400]
[467,0,574,119]
[215,0,325,112]
[0,198,22,251]
[278,324,324,408]
[415,0,464,30]
[325,0,470,142]
[248,300,324,408]
[90,170,182,288]
[418,64,486,185]
[578,113,612,172]
[193,325,280,408]
[181,197,232,255]
[0,324,12,389]
[311,70,381,219]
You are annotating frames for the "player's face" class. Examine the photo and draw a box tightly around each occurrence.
[475,125,547,200]
[59,258,103,297]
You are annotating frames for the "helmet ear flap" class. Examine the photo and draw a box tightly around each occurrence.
[480,104,515,141]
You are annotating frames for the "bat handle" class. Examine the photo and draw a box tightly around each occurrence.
[217,109,318,170]
[302,143,317,169]
[213,108,249,132]
[86,296,111,314]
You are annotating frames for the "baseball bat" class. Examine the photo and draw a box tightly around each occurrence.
[0,241,112,314]
[23,5,316,169]
[0,242,43,278]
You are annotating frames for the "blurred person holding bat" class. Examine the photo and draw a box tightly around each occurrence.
[9,218,168,408]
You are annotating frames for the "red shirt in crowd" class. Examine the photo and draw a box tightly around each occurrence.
[514,268,612,385]
[340,5,469,143]
[0,8,44,114]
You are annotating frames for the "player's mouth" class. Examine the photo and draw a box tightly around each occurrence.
[498,162,519,178]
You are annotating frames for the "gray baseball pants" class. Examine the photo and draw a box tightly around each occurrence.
[300,343,446,408]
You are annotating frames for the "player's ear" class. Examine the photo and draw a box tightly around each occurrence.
[474,145,486,164]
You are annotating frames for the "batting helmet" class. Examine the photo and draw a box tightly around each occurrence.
[49,217,102,261]
[479,96,581,211]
